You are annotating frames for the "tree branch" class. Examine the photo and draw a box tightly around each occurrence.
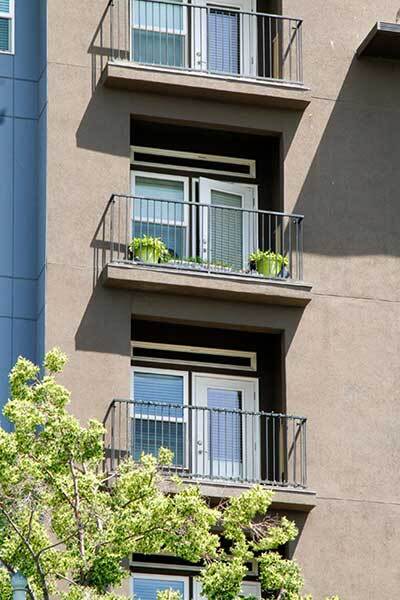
[0,504,50,600]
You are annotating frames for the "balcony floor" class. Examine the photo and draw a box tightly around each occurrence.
[101,261,312,307]
[102,61,312,110]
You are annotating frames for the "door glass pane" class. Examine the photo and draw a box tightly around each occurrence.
[133,177,186,259]
[133,372,185,466]
[209,190,243,269]
[208,8,240,74]
[208,388,242,478]
[132,0,185,67]
[133,577,185,600]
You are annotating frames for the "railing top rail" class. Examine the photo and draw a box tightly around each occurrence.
[109,193,305,220]
[107,398,307,421]
[108,0,303,24]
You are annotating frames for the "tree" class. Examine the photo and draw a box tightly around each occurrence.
[0,350,339,600]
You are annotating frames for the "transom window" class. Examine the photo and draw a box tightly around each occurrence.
[0,0,14,53]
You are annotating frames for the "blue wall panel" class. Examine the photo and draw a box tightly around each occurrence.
[0,0,47,428]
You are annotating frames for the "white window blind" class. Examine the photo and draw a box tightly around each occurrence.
[133,175,187,259]
[0,0,13,53]
[133,576,186,600]
[208,7,240,74]
[209,189,243,269]
[133,371,186,466]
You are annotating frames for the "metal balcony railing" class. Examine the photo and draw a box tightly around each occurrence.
[103,399,307,488]
[99,194,304,282]
[100,0,303,85]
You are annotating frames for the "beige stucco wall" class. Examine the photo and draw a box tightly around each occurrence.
[45,0,400,597]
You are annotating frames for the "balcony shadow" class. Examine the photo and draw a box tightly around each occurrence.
[74,280,131,355]
[292,54,400,259]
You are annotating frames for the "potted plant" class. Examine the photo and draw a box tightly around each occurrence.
[249,249,288,278]
[129,236,170,264]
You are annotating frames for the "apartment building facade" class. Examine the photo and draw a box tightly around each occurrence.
[2,0,400,597]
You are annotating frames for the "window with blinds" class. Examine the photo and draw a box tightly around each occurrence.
[133,174,188,259]
[209,189,243,270]
[208,7,240,74]
[133,576,187,600]
[132,0,185,67]
[0,0,13,53]
[132,370,186,467]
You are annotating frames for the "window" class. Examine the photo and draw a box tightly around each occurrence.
[131,0,186,67]
[0,0,14,53]
[132,368,189,468]
[132,172,190,260]
[132,574,189,600]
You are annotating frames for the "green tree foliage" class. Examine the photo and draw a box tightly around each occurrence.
[0,351,339,600]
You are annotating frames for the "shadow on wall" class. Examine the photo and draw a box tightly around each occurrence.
[293,54,400,258]
[74,283,131,356]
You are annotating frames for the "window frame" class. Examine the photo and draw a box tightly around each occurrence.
[131,170,191,260]
[0,0,14,54]
[131,573,190,600]
[131,366,190,469]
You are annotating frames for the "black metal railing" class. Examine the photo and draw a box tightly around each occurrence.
[99,0,303,85]
[98,194,304,282]
[103,399,307,488]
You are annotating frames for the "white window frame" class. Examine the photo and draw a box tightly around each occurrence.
[131,573,190,600]
[131,146,257,179]
[131,366,190,469]
[198,177,258,270]
[131,340,257,372]
[131,170,190,260]
[0,0,14,54]
[192,372,260,482]
[130,0,188,66]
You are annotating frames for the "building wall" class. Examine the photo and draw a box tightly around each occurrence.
[45,0,400,597]
[0,0,47,425]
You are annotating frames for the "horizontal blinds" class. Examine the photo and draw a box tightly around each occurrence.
[133,222,186,260]
[209,190,243,269]
[133,0,184,31]
[133,419,184,466]
[0,1,9,13]
[208,388,241,462]
[133,372,185,465]
[0,17,10,51]
[133,577,186,600]
[133,372,184,417]
[208,8,240,74]
[134,176,185,221]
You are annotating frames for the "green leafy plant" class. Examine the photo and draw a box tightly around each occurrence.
[249,249,288,278]
[129,236,170,264]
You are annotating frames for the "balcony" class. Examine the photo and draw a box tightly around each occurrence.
[98,0,310,109]
[103,399,308,490]
[98,194,312,307]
